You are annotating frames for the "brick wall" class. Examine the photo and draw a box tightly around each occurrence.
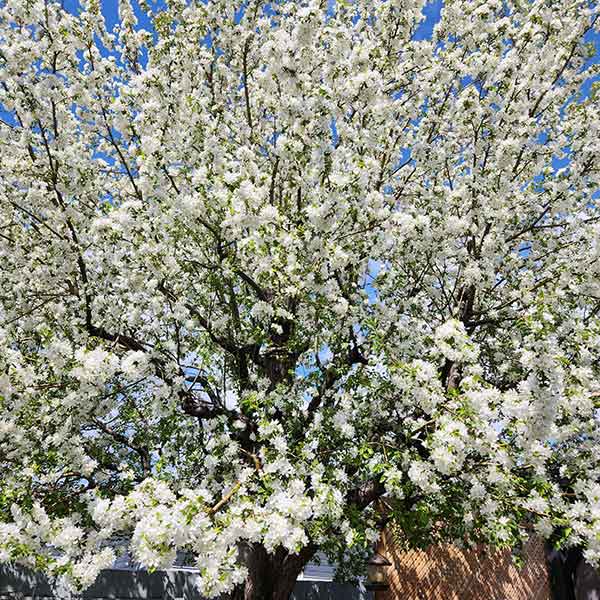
[375,530,552,600]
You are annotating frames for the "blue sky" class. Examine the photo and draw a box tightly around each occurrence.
[12,0,600,174]
[62,0,598,91]
[62,0,445,38]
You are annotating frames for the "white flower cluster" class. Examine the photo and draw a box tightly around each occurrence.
[434,320,479,363]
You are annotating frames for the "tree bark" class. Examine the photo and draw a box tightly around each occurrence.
[546,544,600,600]
[546,544,581,600]
[228,543,317,600]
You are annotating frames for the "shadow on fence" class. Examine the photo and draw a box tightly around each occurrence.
[0,565,371,600]
[376,531,551,600]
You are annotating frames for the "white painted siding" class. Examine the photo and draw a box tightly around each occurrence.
[298,552,336,582]
[111,545,338,582]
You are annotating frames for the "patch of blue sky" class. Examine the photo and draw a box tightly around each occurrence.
[326,0,336,21]
[552,27,600,119]
[202,30,214,49]
[579,74,600,100]
[262,3,278,18]
[59,0,81,15]
[583,27,600,69]
[318,345,334,365]
[0,104,17,128]
[92,136,118,160]
[412,0,443,41]
[330,118,339,148]
[234,2,249,24]
[295,344,334,381]
[362,259,381,305]
[518,241,532,259]
[389,147,413,177]
[459,75,488,100]
[536,130,550,145]
[59,0,158,68]
[552,151,571,174]
[101,0,119,28]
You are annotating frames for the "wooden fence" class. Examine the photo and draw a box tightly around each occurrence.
[375,530,551,600]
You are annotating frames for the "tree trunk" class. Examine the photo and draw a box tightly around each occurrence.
[546,543,600,600]
[228,543,316,600]
[546,544,581,600]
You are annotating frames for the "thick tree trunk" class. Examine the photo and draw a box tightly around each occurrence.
[546,544,581,600]
[546,544,600,600]
[228,543,316,600]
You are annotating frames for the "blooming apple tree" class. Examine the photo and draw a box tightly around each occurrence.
[0,0,600,598]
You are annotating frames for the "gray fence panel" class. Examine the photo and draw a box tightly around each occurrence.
[0,565,372,600]
[291,581,370,600]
